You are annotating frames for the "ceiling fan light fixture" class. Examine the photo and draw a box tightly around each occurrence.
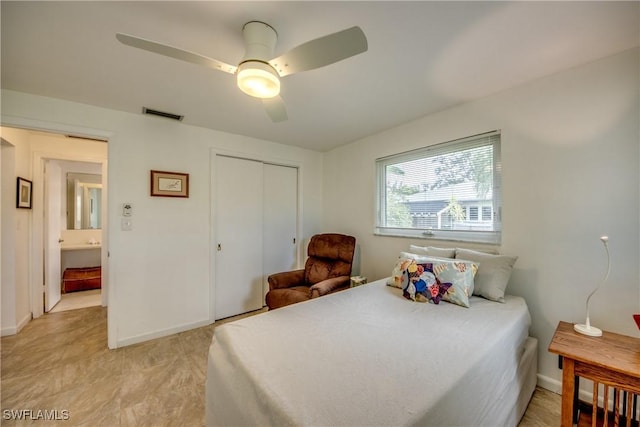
[237,61,280,99]
[116,23,368,122]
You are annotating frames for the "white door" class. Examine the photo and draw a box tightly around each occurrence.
[44,160,62,312]
[263,164,298,297]
[215,156,264,320]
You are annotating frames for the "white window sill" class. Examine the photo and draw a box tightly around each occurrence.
[374,228,501,245]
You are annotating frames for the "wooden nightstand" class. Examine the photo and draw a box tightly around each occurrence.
[548,321,640,426]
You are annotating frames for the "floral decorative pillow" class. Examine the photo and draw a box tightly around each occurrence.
[387,256,478,307]
[387,257,416,289]
[402,262,452,304]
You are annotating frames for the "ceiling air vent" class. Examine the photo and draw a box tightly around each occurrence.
[142,107,184,121]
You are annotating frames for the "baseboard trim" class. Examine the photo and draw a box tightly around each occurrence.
[16,312,32,333]
[537,374,562,394]
[115,318,212,348]
[537,374,593,401]
[1,312,33,337]
[1,326,17,337]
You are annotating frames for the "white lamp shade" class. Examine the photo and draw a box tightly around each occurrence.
[237,61,280,99]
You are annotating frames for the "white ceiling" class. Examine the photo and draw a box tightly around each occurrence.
[2,1,638,151]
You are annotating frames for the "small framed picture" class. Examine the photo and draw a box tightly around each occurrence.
[150,170,189,198]
[16,177,33,209]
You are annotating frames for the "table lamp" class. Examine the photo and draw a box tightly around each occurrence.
[574,236,610,337]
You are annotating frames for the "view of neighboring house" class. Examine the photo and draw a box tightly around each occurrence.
[402,182,495,232]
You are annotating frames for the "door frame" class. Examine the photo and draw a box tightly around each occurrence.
[34,153,107,315]
[1,115,114,345]
[209,147,303,322]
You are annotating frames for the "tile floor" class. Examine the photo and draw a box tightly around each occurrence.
[49,289,102,313]
[1,306,560,426]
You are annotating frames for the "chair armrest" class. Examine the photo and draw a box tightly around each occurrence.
[309,276,350,298]
[268,269,305,291]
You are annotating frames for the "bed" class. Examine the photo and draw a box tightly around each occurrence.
[205,276,538,426]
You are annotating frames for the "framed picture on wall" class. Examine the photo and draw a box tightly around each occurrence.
[16,177,33,209]
[150,170,189,198]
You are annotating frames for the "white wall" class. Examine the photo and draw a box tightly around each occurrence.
[323,48,640,393]
[1,91,324,347]
[1,127,33,335]
[1,140,17,335]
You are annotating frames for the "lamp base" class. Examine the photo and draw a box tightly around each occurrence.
[574,323,603,337]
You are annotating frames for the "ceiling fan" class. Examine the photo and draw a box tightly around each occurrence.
[116,21,368,122]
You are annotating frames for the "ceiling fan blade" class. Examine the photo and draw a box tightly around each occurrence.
[262,96,288,122]
[116,33,237,74]
[269,26,367,77]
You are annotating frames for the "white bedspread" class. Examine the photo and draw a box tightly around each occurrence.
[206,278,532,426]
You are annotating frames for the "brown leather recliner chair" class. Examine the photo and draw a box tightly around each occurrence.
[265,233,356,310]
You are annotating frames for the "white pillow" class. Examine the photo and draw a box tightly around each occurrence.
[454,248,518,303]
[408,245,455,259]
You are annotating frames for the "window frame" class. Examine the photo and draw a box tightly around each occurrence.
[375,131,502,245]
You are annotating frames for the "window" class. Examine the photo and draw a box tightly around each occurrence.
[469,206,479,221]
[375,131,501,244]
[482,206,492,221]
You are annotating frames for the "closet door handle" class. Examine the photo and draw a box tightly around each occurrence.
[58,239,64,243]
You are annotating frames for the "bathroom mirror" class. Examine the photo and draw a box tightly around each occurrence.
[66,173,102,230]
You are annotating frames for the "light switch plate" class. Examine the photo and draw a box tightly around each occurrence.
[123,203,133,217]
[121,218,133,231]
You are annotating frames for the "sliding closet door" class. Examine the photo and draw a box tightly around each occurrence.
[215,156,264,320]
[263,164,298,297]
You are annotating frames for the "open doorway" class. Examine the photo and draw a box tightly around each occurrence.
[0,127,108,327]
[46,159,104,313]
